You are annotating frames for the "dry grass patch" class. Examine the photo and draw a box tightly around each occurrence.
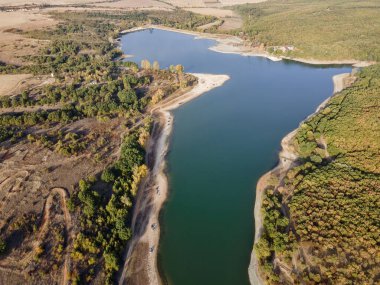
[186,7,243,30]
[0,11,56,65]
[0,11,55,30]
[164,0,267,7]
[0,0,104,6]
[220,0,267,5]
[0,74,54,98]
[91,0,173,10]
[0,74,32,96]
[186,7,237,17]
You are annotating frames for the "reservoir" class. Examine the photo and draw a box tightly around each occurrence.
[121,29,350,285]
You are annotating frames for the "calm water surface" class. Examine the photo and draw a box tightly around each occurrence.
[121,29,350,285]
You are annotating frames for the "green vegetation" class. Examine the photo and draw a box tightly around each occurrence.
[25,9,215,46]
[0,9,196,145]
[69,130,147,284]
[256,65,380,284]
[255,188,295,283]
[34,219,66,275]
[0,8,202,284]
[235,0,380,61]
[241,2,380,282]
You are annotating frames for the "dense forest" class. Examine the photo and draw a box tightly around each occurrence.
[255,65,380,284]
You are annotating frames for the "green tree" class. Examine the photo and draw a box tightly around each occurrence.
[117,89,137,106]
[103,250,119,271]
[255,237,271,259]
[101,167,116,183]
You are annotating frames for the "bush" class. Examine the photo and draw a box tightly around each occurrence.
[101,167,116,183]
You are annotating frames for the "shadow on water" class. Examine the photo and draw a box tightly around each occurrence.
[282,58,352,69]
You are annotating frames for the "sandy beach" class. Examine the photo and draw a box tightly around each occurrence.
[248,72,355,285]
[332,73,354,94]
[119,25,373,66]
[119,73,229,285]
[119,25,282,62]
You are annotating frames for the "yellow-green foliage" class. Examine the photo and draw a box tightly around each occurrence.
[295,65,380,173]
[151,89,165,105]
[130,164,148,196]
[236,0,380,61]
[257,65,380,284]
[72,131,146,284]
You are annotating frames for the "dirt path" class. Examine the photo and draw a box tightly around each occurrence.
[0,74,32,97]
[35,187,72,285]
[196,19,223,31]
[319,135,332,161]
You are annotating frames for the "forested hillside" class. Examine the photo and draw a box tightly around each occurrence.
[237,1,380,283]
[255,64,380,284]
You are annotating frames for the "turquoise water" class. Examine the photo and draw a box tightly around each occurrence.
[121,29,350,285]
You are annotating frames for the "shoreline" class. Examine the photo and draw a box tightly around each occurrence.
[120,73,229,285]
[118,25,362,285]
[248,72,353,285]
[119,25,372,67]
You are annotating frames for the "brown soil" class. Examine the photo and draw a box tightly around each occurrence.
[0,0,105,6]
[161,0,266,7]
[0,74,32,96]
[0,74,54,97]
[0,116,124,284]
[0,11,56,65]
[90,0,173,10]
[185,7,243,31]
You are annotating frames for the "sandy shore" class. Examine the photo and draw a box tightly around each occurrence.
[120,25,374,66]
[119,24,365,285]
[332,73,352,94]
[248,72,354,285]
[119,73,229,285]
[119,25,282,62]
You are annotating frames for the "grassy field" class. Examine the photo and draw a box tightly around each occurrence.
[235,0,380,61]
